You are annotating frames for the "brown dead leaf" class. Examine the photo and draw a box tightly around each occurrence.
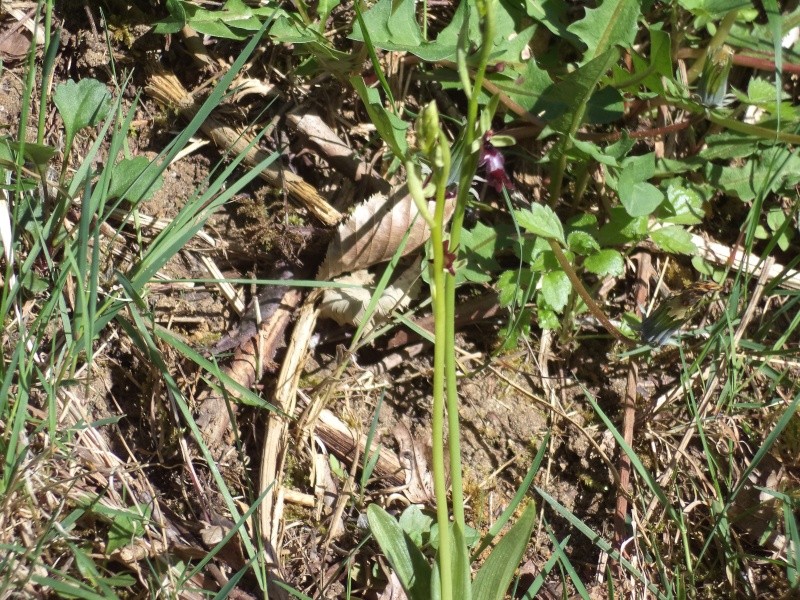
[0,29,32,62]
[317,185,455,280]
[318,261,421,329]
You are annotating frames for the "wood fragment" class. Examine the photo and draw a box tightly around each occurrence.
[145,68,342,226]
[195,287,303,449]
[287,110,389,195]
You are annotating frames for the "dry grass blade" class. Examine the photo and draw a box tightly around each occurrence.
[259,294,320,547]
[145,67,342,226]
[195,287,303,449]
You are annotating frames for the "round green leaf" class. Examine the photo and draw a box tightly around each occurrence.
[619,178,664,217]
[663,183,704,225]
[53,79,111,147]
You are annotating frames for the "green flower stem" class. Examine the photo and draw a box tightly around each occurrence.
[547,239,635,347]
[666,99,800,144]
[685,10,740,84]
[426,121,454,600]
[445,0,497,556]
[430,201,451,600]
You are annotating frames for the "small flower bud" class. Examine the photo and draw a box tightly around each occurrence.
[697,45,734,108]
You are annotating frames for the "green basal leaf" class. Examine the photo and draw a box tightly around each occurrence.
[514,204,565,245]
[616,153,662,216]
[569,138,620,166]
[3,140,57,169]
[584,249,624,276]
[350,0,480,62]
[53,79,112,151]
[567,212,598,230]
[567,0,640,63]
[650,225,697,255]
[472,503,536,600]
[765,208,792,251]
[108,157,164,204]
[398,505,434,548]
[487,60,553,116]
[620,152,655,181]
[584,85,625,125]
[707,146,800,202]
[699,131,761,160]
[461,223,501,284]
[367,504,432,600]
[619,176,663,217]
[177,0,266,40]
[541,270,571,312]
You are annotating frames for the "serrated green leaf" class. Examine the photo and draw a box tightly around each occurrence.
[566,230,600,255]
[498,269,533,307]
[650,225,697,254]
[680,0,753,17]
[350,0,480,61]
[534,50,619,133]
[584,249,624,276]
[486,60,553,113]
[568,0,641,63]
[536,304,559,330]
[541,270,571,311]
[154,0,187,34]
[514,205,565,245]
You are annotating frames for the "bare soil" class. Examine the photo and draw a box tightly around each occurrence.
[2,2,797,599]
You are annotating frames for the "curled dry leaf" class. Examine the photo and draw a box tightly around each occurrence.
[317,185,455,281]
[319,261,421,329]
